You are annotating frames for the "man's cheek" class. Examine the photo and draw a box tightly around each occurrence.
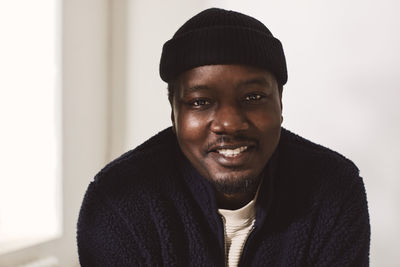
[185,115,202,130]
[178,115,205,139]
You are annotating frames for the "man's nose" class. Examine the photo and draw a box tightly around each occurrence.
[210,103,249,134]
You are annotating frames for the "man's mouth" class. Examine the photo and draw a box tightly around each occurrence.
[216,146,248,158]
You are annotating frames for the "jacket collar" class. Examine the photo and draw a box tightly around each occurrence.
[176,150,225,248]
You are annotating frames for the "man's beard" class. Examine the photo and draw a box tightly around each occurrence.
[209,174,262,195]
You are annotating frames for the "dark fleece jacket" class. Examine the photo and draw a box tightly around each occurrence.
[77,127,370,266]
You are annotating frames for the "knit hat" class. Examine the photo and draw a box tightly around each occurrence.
[159,8,288,85]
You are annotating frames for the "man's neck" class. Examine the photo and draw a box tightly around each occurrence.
[215,187,258,210]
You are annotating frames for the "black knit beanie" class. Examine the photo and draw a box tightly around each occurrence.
[159,8,288,85]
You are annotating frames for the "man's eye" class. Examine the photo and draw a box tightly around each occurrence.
[245,94,263,101]
[191,99,210,106]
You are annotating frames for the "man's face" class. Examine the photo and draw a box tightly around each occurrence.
[172,64,282,194]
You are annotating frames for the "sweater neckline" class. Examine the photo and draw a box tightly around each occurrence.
[177,137,279,240]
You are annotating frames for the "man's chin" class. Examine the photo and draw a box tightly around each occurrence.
[208,173,262,195]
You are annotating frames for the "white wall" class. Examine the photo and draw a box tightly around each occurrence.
[124,1,400,266]
[0,0,109,266]
[60,0,109,265]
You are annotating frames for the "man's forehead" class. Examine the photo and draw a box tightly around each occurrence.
[177,65,276,91]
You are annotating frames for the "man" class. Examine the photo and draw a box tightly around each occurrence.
[77,8,370,266]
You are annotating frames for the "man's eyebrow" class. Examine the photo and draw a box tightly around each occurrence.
[183,85,211,94]
[237,77,272,89]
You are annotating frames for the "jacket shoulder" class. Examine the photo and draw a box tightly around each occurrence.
[279,128,359,176]
[92,127,179,194]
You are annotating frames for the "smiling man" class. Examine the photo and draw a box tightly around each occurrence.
[77,8,370,266]
[171,65,282,210]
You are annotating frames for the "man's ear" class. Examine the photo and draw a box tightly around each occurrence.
[171,109,176,133]
[168,81,179,134]
[280,98,283,124]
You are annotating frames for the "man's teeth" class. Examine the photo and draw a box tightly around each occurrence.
[217,146,248,157]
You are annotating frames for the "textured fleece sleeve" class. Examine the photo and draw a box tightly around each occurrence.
[77,182,143,266]
[309,175,371,267]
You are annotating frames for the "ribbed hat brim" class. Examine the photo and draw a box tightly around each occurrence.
[160,26,287,85]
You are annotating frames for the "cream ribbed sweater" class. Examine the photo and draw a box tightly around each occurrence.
[218,198,257,267]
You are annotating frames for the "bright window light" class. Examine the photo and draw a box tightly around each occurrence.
[0,0,61,254]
